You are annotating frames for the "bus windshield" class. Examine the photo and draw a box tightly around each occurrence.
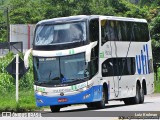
[33,53,89,86]
[35,22,86,46]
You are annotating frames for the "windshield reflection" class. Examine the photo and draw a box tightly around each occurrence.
[35,22,86,46]
[33,53,89,85]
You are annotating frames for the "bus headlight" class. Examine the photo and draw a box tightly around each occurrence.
[37,91,42,95]
[36,91,48,96]
[77,84,93,92]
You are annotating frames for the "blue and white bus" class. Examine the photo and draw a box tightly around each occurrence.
[24,15,154,112]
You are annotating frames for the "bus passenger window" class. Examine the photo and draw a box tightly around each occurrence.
[116,21,122,41]
[102,59,114,77]
[126,22,135,41]
[120,22,127,41]
[108,21,117,41]
[134,23,141,42]
[89,19,99,42]
[140,23,149,42]
[102,57,136,77]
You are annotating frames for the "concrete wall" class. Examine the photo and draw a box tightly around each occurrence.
[10,24,36,51]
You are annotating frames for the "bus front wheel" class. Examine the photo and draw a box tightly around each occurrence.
[95,88,106,109]
[50,105,60,112]
[86,103,94,108]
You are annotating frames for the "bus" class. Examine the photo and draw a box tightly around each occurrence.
[24,15,154,112]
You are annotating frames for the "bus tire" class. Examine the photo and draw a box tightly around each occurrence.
[123,98,132,105]
[86,103,94,108]
[139,87,144,104]
[132,84,141,104]
[50,105,60,112]
[95,88,106,109]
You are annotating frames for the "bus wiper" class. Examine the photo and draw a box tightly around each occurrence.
[49,71,52,81]
[51,77,60,80]
[35,81,48,85]
[63,77,87,84]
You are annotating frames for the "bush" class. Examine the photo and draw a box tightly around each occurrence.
[0,52,36,112]
[0,52,34,92]
[0,73,15,94]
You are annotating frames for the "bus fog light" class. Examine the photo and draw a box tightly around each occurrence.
[37,98,43,103]
[83,94,90,99]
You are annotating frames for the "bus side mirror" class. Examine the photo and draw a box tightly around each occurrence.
[24,48,32,69]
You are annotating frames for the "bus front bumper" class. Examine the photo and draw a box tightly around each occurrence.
[35,85,102,107]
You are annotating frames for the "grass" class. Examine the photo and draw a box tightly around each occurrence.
[154,68,160,93]
[154,80,160,93]
[0,90,45,112]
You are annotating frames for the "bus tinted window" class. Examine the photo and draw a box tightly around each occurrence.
[140,23,149,42]
[120,21,128,41]
[102,57,136,77]
[101,20,118,44]
[134,23,141,42]
[101,20,149,44]
[89,19,99,42]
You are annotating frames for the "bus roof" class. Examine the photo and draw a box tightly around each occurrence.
[37,15,147,25]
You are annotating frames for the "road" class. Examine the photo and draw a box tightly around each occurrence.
[1,94,160,120]
[39,94,160,117]
[44,93,160,111]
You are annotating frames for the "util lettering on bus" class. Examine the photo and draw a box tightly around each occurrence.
[136,44,149,75]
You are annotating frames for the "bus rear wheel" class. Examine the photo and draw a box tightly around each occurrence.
[50,105,60,112]
[124,84,141,105]
[139,87,144,104]
[132,84,141,104]
[123,98,132,105]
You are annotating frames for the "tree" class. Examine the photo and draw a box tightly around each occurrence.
[150,15,160,64]
[9,0,44,24]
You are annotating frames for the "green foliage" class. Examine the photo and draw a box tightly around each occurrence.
[0,73,14,94]
[154,67,160,93]
[0,90,39,112]
[0,52,14,73]
[155,80,160,93]
[150,15,160,41]
[0,52,35,111]
[9,0,44,24]
[150,15,160,63]
[0,52,34,92]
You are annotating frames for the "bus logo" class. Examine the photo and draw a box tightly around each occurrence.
[60,92,64,96]
[136,44,149,75]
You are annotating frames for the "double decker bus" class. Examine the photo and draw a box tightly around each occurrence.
[24,15,154,112]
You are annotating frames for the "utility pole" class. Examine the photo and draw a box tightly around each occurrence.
[6,7,10,50]
[16,54,19,103]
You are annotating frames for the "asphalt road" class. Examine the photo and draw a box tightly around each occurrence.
[39,94,160,117]
[1,94,160,120]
